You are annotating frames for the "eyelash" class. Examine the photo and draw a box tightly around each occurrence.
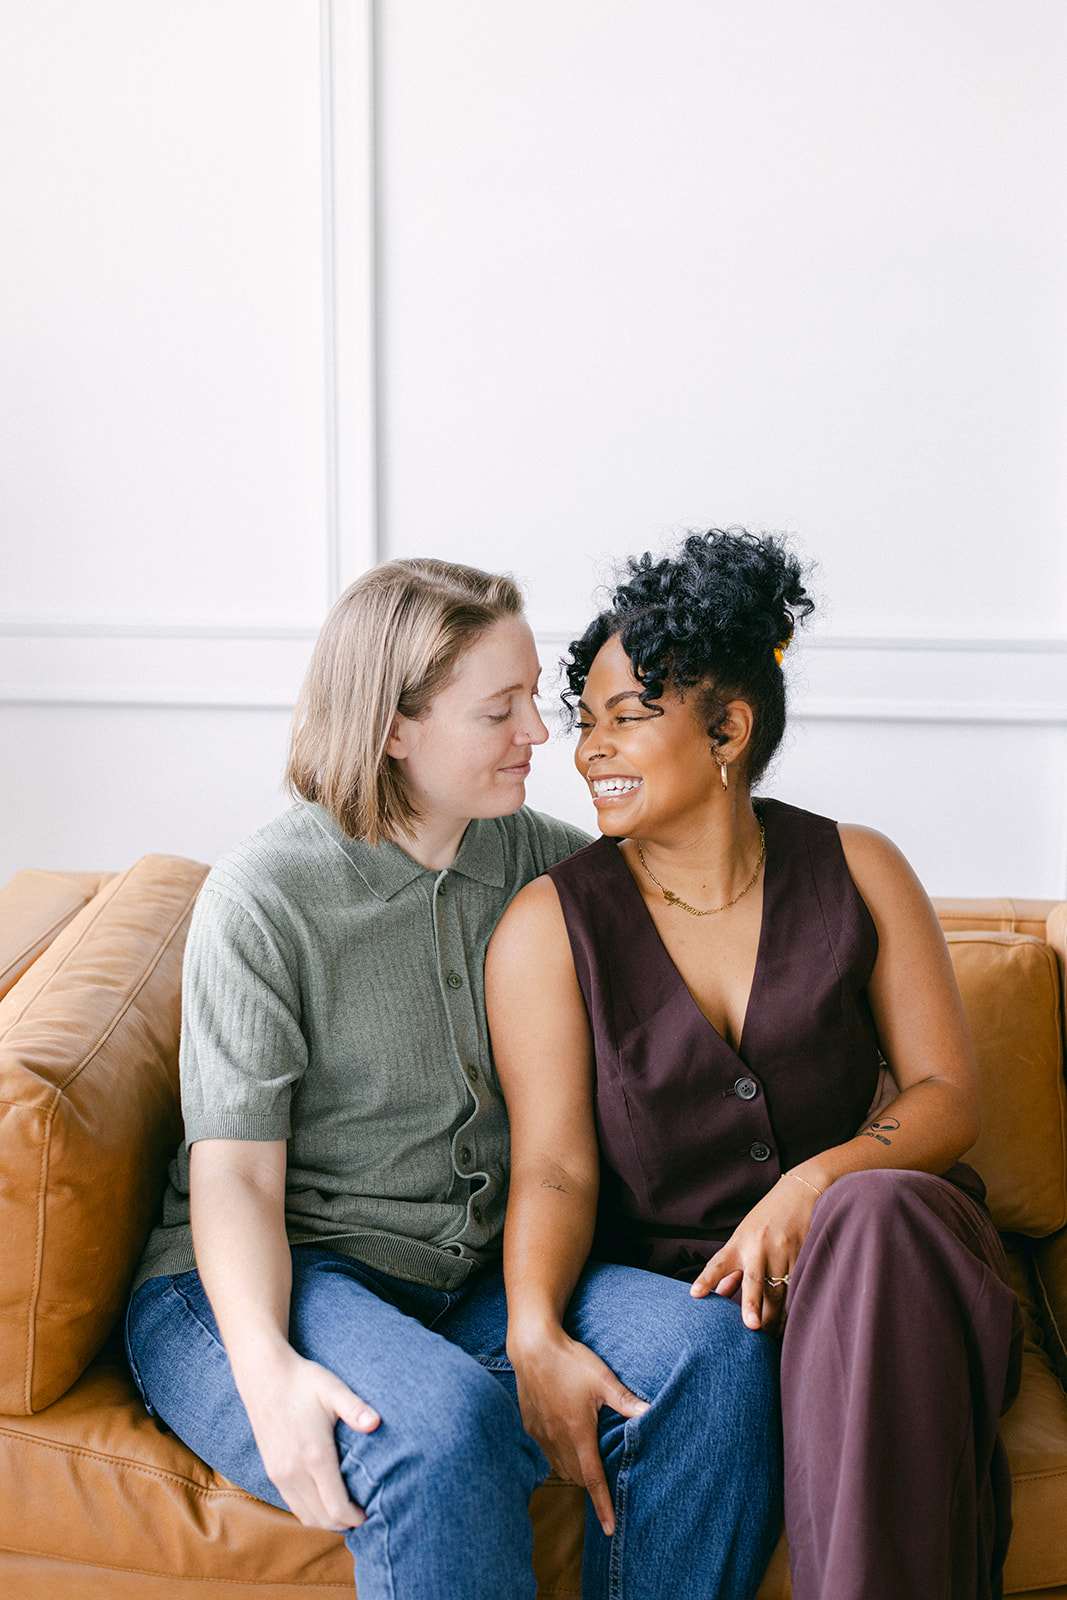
[577,715,647,731]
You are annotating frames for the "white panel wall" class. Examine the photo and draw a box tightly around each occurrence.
[375,0,1067,896]
[0,0,375,883]
[2,0,334,625]
[1,1,1065,898]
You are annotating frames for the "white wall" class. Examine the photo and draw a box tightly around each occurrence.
[2,1,1066,896]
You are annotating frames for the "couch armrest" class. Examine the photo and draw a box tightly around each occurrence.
[0,855,207,1414]
[1047,903,1067,989]
[0,870,115,1000]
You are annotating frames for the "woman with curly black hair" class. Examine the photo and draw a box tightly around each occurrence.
[486,530,1021,1600]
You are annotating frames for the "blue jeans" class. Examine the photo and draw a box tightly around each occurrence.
[126,1248,781,1599]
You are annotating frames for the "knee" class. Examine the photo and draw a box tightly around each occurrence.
[397,1355,532,1478]
[444,1361,528,1464]
[657,1296,781,1421]
[814,1167,941,1236]
[798,1170,980,1292]
[338,1354,542,1526]
[695,1307,780,1412]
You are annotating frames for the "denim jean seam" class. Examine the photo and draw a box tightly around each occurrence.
[477,1355,512,1372]
[165,1276,230,1352]
[608,1418,639,1600]
[339,1444,395,1600]
[123,1294,157,1416]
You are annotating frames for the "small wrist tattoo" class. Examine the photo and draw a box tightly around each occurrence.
[540,1179,567,1193]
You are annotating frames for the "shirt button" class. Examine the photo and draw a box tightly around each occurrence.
[466,1063,479,1083]
[750,1141,772,1162]
[735,1076,759,1101]
[472,1205,483,1224]
[437,880,447,895]
[459,1146,472,1167]
[446,971,463,989]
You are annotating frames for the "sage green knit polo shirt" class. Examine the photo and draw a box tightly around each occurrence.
[133,800,588,1294]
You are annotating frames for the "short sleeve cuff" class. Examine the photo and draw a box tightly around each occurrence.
[184,1110,291,1143]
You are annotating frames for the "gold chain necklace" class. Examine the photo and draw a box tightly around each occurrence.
[635,816,766,916]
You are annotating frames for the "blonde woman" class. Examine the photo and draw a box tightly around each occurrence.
[125,558,781,1600]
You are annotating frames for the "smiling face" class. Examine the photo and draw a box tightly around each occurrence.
[575,634,727,839]
[387,614,549,836]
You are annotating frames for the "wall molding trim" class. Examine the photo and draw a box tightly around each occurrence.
[0,626,315,709]
[800,636,1067,654]
[4,624,1064,718]
[0,620,319,640]
[534,630,1067,654]
[536,631,1067,729]
[793,637,1067,725]
[319,0,379,599]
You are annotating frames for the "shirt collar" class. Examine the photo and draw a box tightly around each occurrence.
[302,803,506,899]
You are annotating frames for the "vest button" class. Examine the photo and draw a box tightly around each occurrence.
[750,1141,772,1162]
[734,1076,759,1100]
[446,971,463,989]
[459,1146,472,1167]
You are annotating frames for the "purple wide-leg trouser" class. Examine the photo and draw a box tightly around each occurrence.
[781,1168,1023,1600]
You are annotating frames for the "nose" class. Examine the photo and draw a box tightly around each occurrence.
[576,723,613,768]
[518,698,550,747]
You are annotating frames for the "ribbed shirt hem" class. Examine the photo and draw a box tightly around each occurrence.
[130,1229,482,1299]
[184,1111,290,1142]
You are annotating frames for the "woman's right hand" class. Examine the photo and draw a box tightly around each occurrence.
[509,1326,648,1536]
[189,1140,380,1533]
[237,1345,380,1533]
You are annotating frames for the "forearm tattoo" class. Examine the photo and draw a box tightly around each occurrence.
[540,1178,568,1193]
[863,1117,900,1147]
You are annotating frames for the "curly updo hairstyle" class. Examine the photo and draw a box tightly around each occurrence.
[564,529,815,787]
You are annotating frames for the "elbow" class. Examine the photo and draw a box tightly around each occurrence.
[959,1100,981,1157]
[949,1080,981,1159]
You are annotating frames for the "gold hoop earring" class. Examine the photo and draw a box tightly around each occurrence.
[719,758,729,792]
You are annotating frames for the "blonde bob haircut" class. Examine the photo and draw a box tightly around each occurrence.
[286,558,524,846]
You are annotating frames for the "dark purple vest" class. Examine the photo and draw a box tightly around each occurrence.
[546,799,884,1278]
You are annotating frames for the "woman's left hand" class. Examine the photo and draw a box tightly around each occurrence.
[690,1172,821,1333]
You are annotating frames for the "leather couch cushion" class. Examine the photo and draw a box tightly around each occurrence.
[935,899,1057,941]
[0,1341,583,1599]
[0,870,115,1001]
[0,1344,352,1596]
[0,856,207,1414]
[948,934,1067,1237]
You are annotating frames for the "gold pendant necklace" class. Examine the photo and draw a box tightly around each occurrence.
[635,816,766,917]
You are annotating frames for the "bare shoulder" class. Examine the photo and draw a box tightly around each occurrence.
[488,873,570,967]
[486,871,592,1100]
[837,822,939,936]
[838,821,913,881]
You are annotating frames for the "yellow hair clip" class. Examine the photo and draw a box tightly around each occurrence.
[773,618,794,667]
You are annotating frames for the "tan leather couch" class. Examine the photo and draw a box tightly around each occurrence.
[0,858,1065,1598]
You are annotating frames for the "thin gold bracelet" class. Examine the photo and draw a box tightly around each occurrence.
[785,1171,824,1198]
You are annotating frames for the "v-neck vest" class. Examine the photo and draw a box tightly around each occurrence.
[546,798,883,1278]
